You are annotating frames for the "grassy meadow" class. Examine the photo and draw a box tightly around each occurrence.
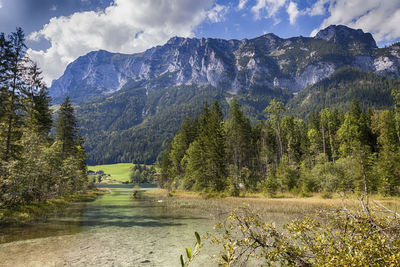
[88,163,134,182]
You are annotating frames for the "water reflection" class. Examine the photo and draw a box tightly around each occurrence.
[0,184,208,244]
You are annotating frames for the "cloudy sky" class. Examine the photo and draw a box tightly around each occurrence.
[1,0,399,85]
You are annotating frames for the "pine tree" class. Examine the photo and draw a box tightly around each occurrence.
[55,96,78,156]
[1,28,27,161]
[264,100,285,162]
[371,110,400,195]
[0,33,8,121]
[206,101,227,191]
[391,89,400,143]
[183,101,227,191]
[226,99,253,189]
[23,61,52,136]
[168,116,198,185]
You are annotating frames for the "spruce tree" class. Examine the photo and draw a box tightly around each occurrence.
[183,101,227,191]
[264,100,285,162]
[23,61,53,136]
[226,99,253,190]
[205,101,227,191]
[1,28,27,161]
[55,96,78,156]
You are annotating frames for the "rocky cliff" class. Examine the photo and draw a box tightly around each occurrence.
[50,25,400,103]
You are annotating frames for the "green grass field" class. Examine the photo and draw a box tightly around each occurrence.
[88,163,133,182]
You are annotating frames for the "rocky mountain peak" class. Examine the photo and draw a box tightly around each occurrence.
[315,25,377,49]
[50,25,400,104]
[166,36,186,45]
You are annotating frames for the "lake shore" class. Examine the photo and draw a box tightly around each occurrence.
[0,188,109,227]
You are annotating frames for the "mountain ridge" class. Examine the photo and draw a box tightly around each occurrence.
[49,25,400,164]
[50,25,400,104]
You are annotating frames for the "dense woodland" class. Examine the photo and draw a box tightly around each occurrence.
[130,164,157,184]
[76,66,398,165]
[161,94,400,196]
[0,29,88,209]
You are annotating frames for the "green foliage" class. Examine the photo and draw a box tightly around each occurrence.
[288,67,398,119]
[130,164,156,184]
[226,99,257,191]
[181,101,227,192]
[55,97,78,156]
[371,110,400,195]
[131,185,141,199]
[161,92,400,197]
[263,170,278,197]
[180,232,202,267]
[306,156,360,193]
[210,203,400,266]
[0,28,27,162]
[77,84,227,165]
[88,163,133,182]
[0,28,89,209]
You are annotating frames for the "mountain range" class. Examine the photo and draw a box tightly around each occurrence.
[49,25,400,164]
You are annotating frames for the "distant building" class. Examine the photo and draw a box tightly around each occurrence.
[87,170,95,175]
[95,170,105,175]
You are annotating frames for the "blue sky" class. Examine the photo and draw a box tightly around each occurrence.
[1,0,399,84]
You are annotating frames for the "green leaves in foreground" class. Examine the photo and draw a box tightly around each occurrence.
[212,203,400,266]
[180,232,202,267]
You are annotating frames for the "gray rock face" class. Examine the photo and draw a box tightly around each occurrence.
[315,25,377,49]
[50,25,400,103]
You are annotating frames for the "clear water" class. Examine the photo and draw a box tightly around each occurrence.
[0,185,216,266]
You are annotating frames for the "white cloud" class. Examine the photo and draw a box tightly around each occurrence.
[310,28,319,37]
[238,0,248,10]
[50,5,57,11]
[28,0,214,85]
[251,0,287,20]
[310,0,400,43]
[287,1,299,25]
[0,0,2,8]
[305,0,329,16]
[207,4,229,23]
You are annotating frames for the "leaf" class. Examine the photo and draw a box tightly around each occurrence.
[195,231,201,245]
[186,247,192,259]
[180,255,185,267]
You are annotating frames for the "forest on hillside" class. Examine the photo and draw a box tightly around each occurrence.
[0,29,88,209]
[76,66,400,165]
[161,93,400,196]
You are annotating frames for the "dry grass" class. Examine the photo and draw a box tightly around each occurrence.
[142,189,400,225]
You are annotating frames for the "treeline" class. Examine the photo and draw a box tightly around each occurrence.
[130,164,156,184]
[0,29,88,208]
[160,94,400,196]
[288,67,398,119]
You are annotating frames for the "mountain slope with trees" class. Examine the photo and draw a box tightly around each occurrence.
[48,25,400,164]
[161,95,400,196]
[287,67,399,119]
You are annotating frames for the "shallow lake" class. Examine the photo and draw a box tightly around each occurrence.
[0,185,216,266]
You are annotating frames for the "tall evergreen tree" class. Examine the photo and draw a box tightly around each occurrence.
[1,28,27,161]
[184,101,227,191]
[371,110,400,195]
[264,100,285,162]
[169,116,198,185]
[392,89,400,143]
[55,96,78,156]
[226,99,253,189]
[0,33,8,121]
[23,62,53,136]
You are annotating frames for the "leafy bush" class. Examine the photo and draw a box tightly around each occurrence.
[209,200,400,266]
